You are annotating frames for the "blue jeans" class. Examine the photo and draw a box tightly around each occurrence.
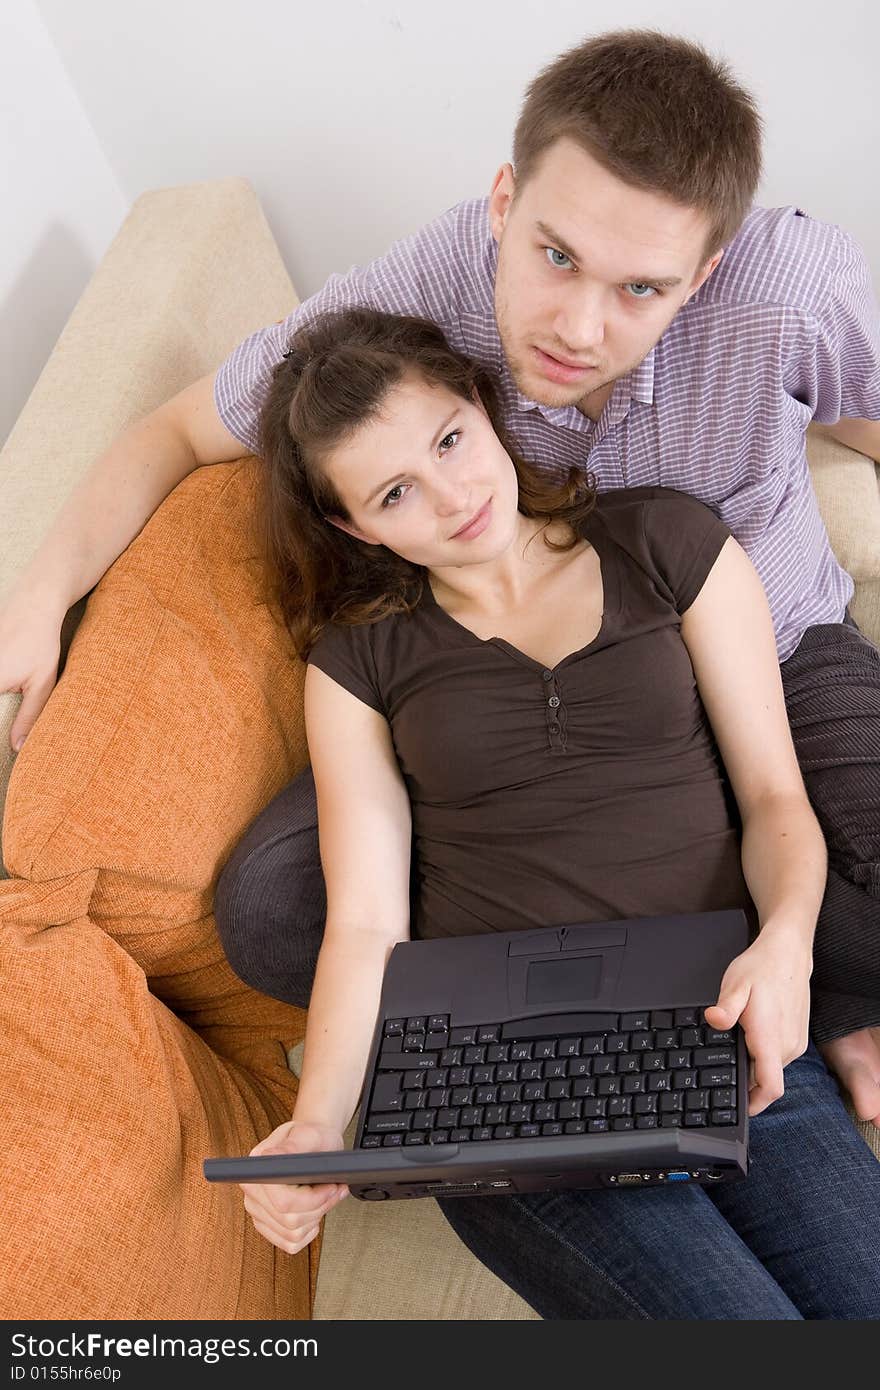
[437,1044,880,1319]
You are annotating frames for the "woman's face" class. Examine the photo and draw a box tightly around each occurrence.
[320,372,522,570]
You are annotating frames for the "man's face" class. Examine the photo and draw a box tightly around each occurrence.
[490,137,723,415]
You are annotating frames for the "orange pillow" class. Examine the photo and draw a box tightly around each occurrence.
[0,459,319,1318]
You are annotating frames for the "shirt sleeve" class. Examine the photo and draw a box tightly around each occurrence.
[307,622,385,715]
[783,227,880,424]
[639,489,732,613]
[213,202,473,454]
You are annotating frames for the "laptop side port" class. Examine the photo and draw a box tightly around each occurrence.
[665,1171,691,1182]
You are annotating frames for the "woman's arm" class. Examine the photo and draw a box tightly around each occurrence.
[242,662,412,1253]
[680,537,827,1113]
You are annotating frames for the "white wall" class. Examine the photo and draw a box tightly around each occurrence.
[34,0,880,302]
[7,0,879,442]
[0,0,127,445]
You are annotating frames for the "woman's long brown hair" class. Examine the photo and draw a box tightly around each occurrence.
[254,306,597,658]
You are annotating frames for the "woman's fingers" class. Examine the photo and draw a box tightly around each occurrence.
[744,1019,785,1116]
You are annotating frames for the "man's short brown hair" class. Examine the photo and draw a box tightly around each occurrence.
[513,29,763,256]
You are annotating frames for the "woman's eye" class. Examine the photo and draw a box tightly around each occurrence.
[624,282,658,299]
[381,483,409,508]
[438,430,461,453]
[545,247,574,270]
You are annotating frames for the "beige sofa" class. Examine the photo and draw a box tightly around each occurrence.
[2,178,878,1320]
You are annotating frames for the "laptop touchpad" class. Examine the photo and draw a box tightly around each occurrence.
[527,954,603,1004]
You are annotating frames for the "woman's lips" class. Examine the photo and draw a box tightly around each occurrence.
[451,498,492,541]
[533,346,598,385]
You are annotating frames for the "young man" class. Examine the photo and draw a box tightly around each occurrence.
[2,30,879,1150]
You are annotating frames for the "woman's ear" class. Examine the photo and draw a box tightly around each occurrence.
[326,514,381,547]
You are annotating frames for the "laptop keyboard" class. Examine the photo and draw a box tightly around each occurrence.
[360,1008,739,1147]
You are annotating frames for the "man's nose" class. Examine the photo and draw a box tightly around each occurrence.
[552,286,606,352]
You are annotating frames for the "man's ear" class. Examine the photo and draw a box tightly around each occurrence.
[488,163,516,243]
[684,248,724,304]
[326,513,380,546]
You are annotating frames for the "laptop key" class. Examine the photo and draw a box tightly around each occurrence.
[633,1095,657,1114]
[607,1097,632,1117]
[646,1072,673,1092]
[659,1092,683,1112]
[712,1087,736,1109]
[494,1125,516,1139]
[572,1079,596,1097]
[403,1032,425,1051]
[651,1011,675,1029]
[484,1106,507,1125]
[464,1046,486,1065]
[519,1060,543,1080]
[582,1099,606,1119]
[450,1129,471,1142]
[519,1124,542,1137]
[362,1134,381,1148]
[564,1120,587,1134]
[405,1092,428,1110]
[580,1035,605,1055]
[542,1123,564,1136]
[496,1063,518,1083]
[684,1112,708,1127]
[699,1067,736,1087]
[655,1030,679,1049]
[450,1027,477,1046]
[568,1058,592,1078]
[441,1048,462,1067]
[674,1070,699,1090]
[597,1077,622,1096]
[623,1075,646,1094]
[693,1047,736,1067]
[366,1114,412,1133]
[588,1120,609,1132]
[451,1088,474,1105]
[448,1067,471,1086]
[630,1031,655,1051]
[559,1038,581,1057]
[472,1127,494,1141]
[612,1118,635,1131]
[459,1107,483,1127]
[685,1089,711,1110]
[478,1026,501,1043]
[511,1043,533,1061]
[535,1041,557,1060]
[428,1015,448,1031]
[545,1059,568,1079]
[412,1111,436,1130]
[621,1012,650,1031]
[502,1013,619,1039]
[636,1115,658,1129]
[606,1034,630,1053]
[667,1051,692,1069]
[382,1134,404,1146]
[660,1114,683,1127]
[384,1019,406,1036]
[429,1131,450,1143]
[704,1028,736,1044]
[711,1109,737,1125]
[471,1065,494,1084]
[487,1044,510,1063]
[674,1009,700,1026]
[509,1105,532,1124]
[558,1101,582,1120]
[426,1068,449,1087]
[593,1057,616,1075]
[617,1055,641,1074]
[641,1052,667,1071]
[499,1084,522,1103]
[404,1132,426,1145]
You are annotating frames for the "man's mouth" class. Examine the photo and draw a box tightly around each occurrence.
[532,346,599,384]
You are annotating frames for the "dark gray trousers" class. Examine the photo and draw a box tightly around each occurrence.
[214,618,880,1044]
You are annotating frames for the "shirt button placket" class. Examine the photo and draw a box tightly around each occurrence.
[543,673,564,748]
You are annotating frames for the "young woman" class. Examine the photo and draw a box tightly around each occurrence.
[238,307,880,1319]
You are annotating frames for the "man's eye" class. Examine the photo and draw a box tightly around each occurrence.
[545,247,574,270]
[624,282,658,298]
[438,430,461,453]
[382,483,408,508]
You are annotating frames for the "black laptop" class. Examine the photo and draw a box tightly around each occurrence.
[204,909,750,1200]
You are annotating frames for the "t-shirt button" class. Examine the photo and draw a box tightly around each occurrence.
[542,669,553,681]
[548,696,560,708]
[548,722,560,734]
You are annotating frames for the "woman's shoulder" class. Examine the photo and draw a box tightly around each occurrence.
[588,486,731,612]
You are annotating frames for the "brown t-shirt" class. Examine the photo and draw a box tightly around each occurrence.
[309,487,752,939]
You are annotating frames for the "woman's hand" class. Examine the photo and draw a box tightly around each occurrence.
[240,1119,349,1255]
[0,589,63,751]
[702,924,813,1117]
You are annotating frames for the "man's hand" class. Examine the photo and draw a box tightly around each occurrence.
[240,1119,349,1256]
[0,589,64,751]
[819,1027,880,1130]
[703,925,812,1117]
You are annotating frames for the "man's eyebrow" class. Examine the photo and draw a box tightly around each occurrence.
[363,409,460,505]
[535,221,683,288]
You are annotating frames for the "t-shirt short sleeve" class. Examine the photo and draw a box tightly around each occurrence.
[637,488,731,613]
[307,622,385,714]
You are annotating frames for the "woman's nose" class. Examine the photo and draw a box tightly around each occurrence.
[433,478,471,517]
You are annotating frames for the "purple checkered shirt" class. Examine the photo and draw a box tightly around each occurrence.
[216,199,880,661]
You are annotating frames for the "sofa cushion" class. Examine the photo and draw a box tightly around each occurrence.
[0,459,319,1317]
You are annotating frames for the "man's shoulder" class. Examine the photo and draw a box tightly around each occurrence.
[697,205,856,314]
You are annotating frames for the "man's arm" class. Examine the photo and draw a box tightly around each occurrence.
[817,416,880,464]
[0,371,246,748]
